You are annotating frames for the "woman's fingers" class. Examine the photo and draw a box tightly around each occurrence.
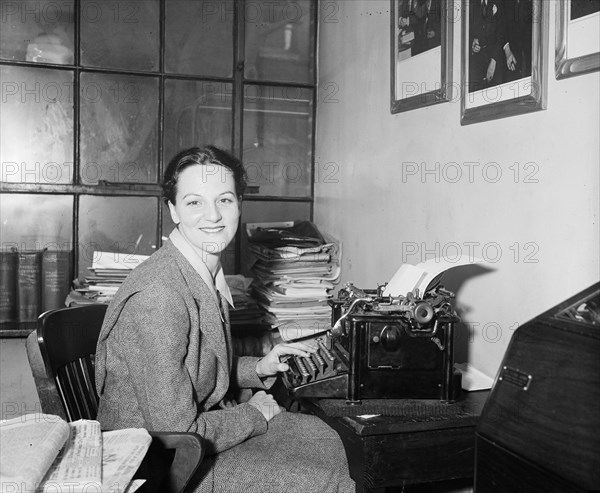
[273,342,317,358]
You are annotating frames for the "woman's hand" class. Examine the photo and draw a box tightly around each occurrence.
[255,341,318,377]
[247,390,283,422]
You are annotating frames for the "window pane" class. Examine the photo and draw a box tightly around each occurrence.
[80,0,159,71]
[78,195,158,280]
[244,0,314,83]
[0,65,74,184]
[242,85,313,197]
[165,0,234,77]
[0,193,73,250]
[80,72,159,185]
[164,79,233,163]
[0,0,74,64]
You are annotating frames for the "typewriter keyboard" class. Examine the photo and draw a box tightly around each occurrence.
[285,338,343,387]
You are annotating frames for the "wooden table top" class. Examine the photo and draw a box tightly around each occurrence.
[308,390,490,436]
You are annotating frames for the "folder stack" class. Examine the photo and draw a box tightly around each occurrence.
[245,221,341,341]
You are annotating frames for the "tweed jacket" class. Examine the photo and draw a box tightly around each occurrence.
[95,240,268,455]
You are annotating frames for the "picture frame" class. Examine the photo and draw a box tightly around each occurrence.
[460,0,548,126]
[556,0,600,79]
[390,0,454,114]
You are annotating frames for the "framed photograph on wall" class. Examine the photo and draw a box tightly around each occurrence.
[390,0,453,113]
[461,0,548,125]
[556,0,600,79]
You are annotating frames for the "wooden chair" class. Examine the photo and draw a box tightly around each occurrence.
[26,304,204,493]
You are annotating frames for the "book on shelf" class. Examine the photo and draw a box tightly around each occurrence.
[41,250,72,314]
[0,413,151,493]
[0,249,18,323]
[0,248,74,327]
[17,251,43,323]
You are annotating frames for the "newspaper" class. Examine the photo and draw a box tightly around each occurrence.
[0,414,69,493]
[0,414,151,493]
[40,420,102,492]
[101,429,152,493]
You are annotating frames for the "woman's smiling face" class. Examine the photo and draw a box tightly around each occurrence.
[168,163,240,260]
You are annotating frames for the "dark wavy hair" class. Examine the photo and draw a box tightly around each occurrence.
[162,146,247,205]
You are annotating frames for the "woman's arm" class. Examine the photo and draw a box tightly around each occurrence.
[115,288,267,455]
[231,355,276,389]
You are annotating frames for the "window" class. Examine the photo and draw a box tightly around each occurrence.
[0,0,317,335]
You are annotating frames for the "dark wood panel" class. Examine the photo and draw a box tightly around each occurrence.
[363,427,476,488]
[476,283,600,492]
[306,391,489,491]
[478,322,600,489]
[475,436,585,493]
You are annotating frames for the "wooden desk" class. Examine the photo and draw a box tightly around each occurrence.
[305,390,489,493]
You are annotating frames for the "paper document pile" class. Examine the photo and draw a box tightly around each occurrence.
[225,275,266,327]
[0,413,150,493]
[245,221,341,341]
[69,251,149,305]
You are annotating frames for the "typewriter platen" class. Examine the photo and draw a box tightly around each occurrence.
[282,283,462,402]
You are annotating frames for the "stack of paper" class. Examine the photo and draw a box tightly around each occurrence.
[71,252,149,304]
[245,221,341,341]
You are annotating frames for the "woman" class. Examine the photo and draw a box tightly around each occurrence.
[95,146,354,492]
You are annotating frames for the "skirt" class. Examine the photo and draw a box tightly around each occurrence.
[192,411,355,493]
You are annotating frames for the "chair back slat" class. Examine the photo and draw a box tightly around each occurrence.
[60,364,84,420]
[55,356,98,421]
[54,374,73,422]
[80,358,99,416]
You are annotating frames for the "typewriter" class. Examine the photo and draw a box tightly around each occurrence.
[282,283,462,403]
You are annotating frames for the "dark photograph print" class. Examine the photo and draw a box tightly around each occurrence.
[396,0,442,62]
[468,0,533,93]
[461,0,547,125]
[391,0,453,114]
[571,0,600,21]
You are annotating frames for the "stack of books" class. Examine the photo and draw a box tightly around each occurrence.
[245,221,341,342]
[0,248,72,325]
